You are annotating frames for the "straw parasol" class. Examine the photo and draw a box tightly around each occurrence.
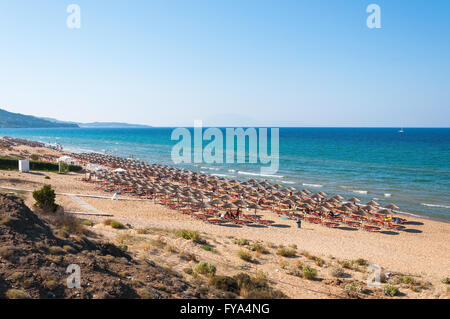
[347,197,361,204]
[384,204,399,210]
[365,200,380,206]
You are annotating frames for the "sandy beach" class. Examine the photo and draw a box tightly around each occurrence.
[1,156,449,298]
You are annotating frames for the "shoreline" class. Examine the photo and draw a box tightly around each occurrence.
[8,136,449,224]
[0,139,449,298]
[2,135,450,224]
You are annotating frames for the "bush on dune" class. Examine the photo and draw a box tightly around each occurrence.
[32,184,57,212]
[194,261,216,277]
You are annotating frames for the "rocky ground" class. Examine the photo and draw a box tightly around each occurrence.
[0,193,228,299]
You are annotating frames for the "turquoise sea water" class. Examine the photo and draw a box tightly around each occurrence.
[1,127,449,221]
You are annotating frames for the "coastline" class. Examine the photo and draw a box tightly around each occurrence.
[0,127,448,222]
[36,140,450,224]
[1,169,449,298]
[0,139,449,296]
[1,134,449,223]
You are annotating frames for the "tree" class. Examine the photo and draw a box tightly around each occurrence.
[33,184,58,212]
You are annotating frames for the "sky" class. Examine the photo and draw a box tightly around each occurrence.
[0,0,449,127]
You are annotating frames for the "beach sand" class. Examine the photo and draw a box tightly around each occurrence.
[1,168,449,298]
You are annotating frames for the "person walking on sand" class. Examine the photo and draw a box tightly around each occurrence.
[296,217,301,228]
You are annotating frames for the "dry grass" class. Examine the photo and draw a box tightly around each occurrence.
[5,289,31,299]
[276,246,297,258]
[237,250,253,262]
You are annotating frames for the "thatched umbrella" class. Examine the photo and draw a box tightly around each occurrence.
[234,199,248,208]
[247,203,261,215]
[347,197,361,204]
[209,198,224,208]
[323,202,335,209]
[377,208,390,215]
[265,195,278,202]
[220,194,233,201]
[365,200,380,206]
[222,202,237,211]
[384,203,399,210]
[317,206,330,215]
[304,198,316,205]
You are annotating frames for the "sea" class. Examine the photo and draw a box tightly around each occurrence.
[0,127,449,221]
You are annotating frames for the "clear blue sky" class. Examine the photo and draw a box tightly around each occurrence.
[0,0,449,127]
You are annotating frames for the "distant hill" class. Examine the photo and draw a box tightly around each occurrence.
[43,117,152,128]
[0,109,79,128]
[78,122,152,128]
[0,108,152,129]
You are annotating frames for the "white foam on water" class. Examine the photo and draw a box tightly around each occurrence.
[228,169,236,172]
[281,180,296,184]
[352,190,368,194]
[384,193,392,197]
[237,171,284,178]
[211,173,231,177]
[302,183,323,188]
[421,203,450,209]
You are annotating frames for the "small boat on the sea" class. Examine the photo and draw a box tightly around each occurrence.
[398,128,404,133]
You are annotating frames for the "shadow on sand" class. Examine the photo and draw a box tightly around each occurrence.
[404,221,424,226]
[219,224,242,228]
[247,224,268,229]
[338,226,358,231]
[270,224,291,228]
[379,230,399,235]
[402,228,422,234]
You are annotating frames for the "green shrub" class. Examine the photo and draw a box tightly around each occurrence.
[59,162,69,173]
[400,276,415,285]
[0,157,19,170]
[314,257,324,267]
[237,250,253,262]
[248,242,268,253]
[339,260,353,269]
[276,247,296,258]
[32,184,57,212]
[177,229,205,244]
[344,282,363,293]
[233,238,250,246]
[201,245,213,252]
[441,277,450,284]
[109,221,125,229]
[210,276,239,293]
[30,154,39,161]
[352,258,368,266]
[382,284,400,297]
[82,220,94,226]
[194,261,216,277]
[330,266,347,278]
[0,157,82,172]
[302,266,317,280]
